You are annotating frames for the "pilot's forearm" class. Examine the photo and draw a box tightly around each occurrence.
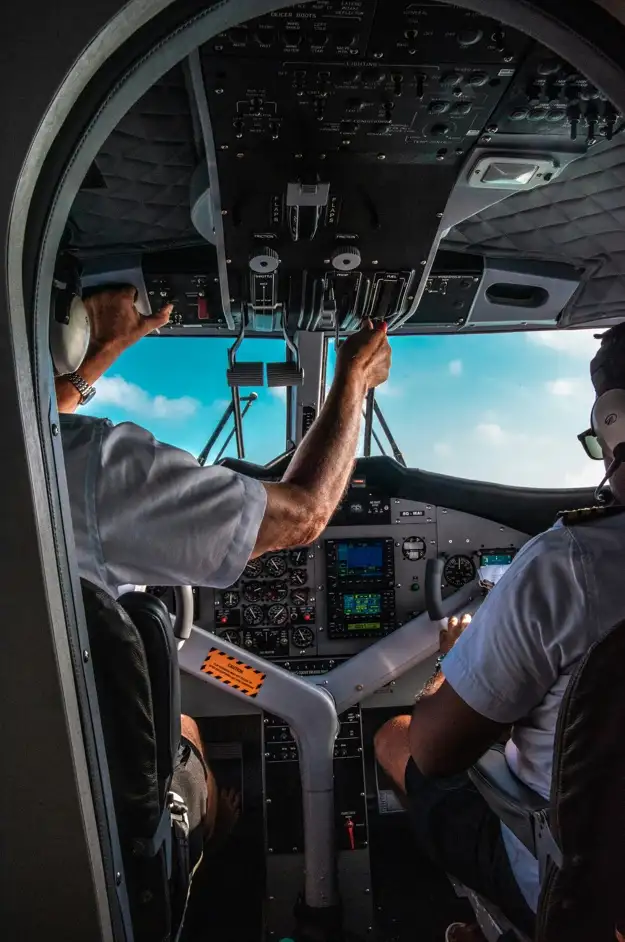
[55,341,123,414]
[254,368,367,555]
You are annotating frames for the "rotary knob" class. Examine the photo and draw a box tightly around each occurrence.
[249,247,280,273]
[331,246,361,271]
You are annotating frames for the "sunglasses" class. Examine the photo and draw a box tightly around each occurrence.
[578,427,604,461]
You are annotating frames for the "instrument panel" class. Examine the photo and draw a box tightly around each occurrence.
[193,481,530,659]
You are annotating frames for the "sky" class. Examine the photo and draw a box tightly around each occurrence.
[81,327,603,490]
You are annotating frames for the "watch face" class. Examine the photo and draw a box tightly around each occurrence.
[81,386,96,404]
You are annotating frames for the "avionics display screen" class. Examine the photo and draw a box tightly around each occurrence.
[343,593,382,617]
[480,552,515,566]
[336,541,384,579]
[348,622,381,632]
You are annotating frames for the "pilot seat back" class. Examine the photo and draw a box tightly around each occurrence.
[82,579,189,942]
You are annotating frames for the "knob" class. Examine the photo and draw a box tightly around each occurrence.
[430,122,450,136]
[457,28,483,46]
[311,29,329,47]
[283,29,302,47]
[509,108,528,121]
[528,106,548,121]
[545,108,565,123]
[249,247,280,274]
[440,71,463,87]
[228,26,248,44]
[429,100,449,114]
[254,25,275,45]
[537,59,561,76]
[468,71,489,87]
[331,246,361,271]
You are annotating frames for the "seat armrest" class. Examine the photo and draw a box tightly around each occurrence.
[469,745,547,858]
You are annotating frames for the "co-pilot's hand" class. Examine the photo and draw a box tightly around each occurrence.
[439,613,472,656]
[84,285,173,356]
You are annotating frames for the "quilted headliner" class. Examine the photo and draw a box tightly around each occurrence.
[444,138,625,325]
[68,67,202,254]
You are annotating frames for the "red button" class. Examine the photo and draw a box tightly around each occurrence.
[304,614,311,621]
[220,616,228,624]
[197,296,209,320]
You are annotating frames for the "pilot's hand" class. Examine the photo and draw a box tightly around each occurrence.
[85,286,172,356]
[336,319,391,390]
[440,613,472,656]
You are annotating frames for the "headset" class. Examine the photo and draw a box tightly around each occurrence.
[49,253,90,376]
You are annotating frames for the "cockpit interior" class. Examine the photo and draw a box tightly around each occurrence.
[7,1,625,941]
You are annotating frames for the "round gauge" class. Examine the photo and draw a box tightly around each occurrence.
[402,536,426,562]
[265,554,287,577]
[291,588,309,606]
[292,626,314,649]
[290,548,308,567]
[267,603,289,627]
[222,590,240,609]
[265,581,288,602]
[243,604,264,627]
[443,554,476,588]
[291,568,308,587]
[220,628,241,645]
[243,558,263,579]
[243,581,263,603]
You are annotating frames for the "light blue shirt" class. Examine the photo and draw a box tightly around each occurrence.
[60,414,267,596]
[443,510,625,911]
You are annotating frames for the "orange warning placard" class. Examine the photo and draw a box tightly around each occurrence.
[200,647,266,697]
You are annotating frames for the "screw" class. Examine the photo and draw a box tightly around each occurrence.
[221,209,228,215]
[481,136,492,144]
[503,55,513,63]
[115,872,122,886]
[294,153,303,159]
[320,153,327,159]
[236,152,245,158]
[324,258,331,264]
[83,650,90,663]
[51,423,59,437]
[372,259,379,265]
[420,259,427,266]
[219,144,229,150]
[356,683,364,691]
[455,148,464,155]
[436,212,443,218]
[373,51,384,59]
[486,124,499,133]
[377,153,386,160]
[215,88,224,95]
[214,45,223,51]
[226,258,232,264]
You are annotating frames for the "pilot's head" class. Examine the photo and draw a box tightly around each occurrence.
[586,323,625,503]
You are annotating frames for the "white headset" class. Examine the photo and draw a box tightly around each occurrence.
[591,388,625,457]
[50,294,91,376]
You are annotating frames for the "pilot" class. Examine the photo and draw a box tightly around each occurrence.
[55,285,391,889]
[374,323,625,941]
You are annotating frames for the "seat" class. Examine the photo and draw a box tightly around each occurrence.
[457,619,625,941]
[82,579,189,942]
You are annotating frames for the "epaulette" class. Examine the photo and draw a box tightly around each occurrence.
[557,504,625,526]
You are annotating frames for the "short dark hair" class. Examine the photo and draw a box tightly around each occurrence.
[590,322,625,396]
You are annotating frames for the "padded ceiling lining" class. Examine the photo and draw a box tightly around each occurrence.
[444,137,625,325]
[68,67,201,255]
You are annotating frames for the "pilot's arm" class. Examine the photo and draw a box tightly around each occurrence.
[409,526,587,778]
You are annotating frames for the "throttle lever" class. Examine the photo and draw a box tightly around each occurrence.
[424,557,446,622]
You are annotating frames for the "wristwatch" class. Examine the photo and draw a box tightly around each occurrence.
[66,371,96,405]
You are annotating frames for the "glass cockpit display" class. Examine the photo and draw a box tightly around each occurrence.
[325,538,396,638]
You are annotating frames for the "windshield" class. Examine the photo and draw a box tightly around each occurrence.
[327,329,602,489]
[82,337,287,465]
[83,329,602,488]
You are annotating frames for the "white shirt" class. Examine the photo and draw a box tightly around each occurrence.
[443,510,625,911]
[60,414,267,595]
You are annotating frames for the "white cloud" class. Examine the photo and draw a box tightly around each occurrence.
[95,375,199,420]
[475,422,506,443]
[434,442,452,457]
[448,359,463,376]
[546,378,583,397]
[526,329,602,358]
[269,386,287,402]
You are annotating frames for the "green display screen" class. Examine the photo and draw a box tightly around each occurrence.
[480,552,514,566]
[348,622,381,632]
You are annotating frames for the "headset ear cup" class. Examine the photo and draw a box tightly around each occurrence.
[50,296,91,375]
[591,389,625,455]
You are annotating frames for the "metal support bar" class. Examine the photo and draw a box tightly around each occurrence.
[363,389,375,458]
[231,388,245,459]
[373,399,406,466]
[361,409,387,456]
[322,582,480,714]
[178,627,340,909]
[197,402,234,466]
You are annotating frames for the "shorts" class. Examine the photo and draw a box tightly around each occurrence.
[171,736,209,873]
[404,758,535,936]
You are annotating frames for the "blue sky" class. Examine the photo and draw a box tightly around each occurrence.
[82,328,602,490]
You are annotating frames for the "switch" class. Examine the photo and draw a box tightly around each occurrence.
[391,72,403,96]
[345,818,355,851]
[233,118,244,137]
[313,98,326,119]
[197,296,209,320]
[411,582,420,592]
[567,103,581,140]
[509,108,528,121]
[430,122,450,136]
[383,100,395,121]
[283,29,302,47]
[429,100,449,114]
[449,101,471,117]
[467,71,488,88]
[268,121,280,139]
[249,97,264,115]
[415,72,426,99]
[440,71,463,88]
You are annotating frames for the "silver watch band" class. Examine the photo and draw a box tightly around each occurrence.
[66,371,96,405]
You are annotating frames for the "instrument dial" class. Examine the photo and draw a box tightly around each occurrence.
[222,590,240,608]
[443,554,476,588]
[289,548,308,567]
[292,626,314,649]
[265,554,288,577]
[291,568,308,587]
[402,536,427,561]
[243,559,263,579]
[265,581,288,602]
[243,581,263,603]
[267,604,289,627]
[220,629,241,645]
[243,604,264,626]
[291,588,309,606]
